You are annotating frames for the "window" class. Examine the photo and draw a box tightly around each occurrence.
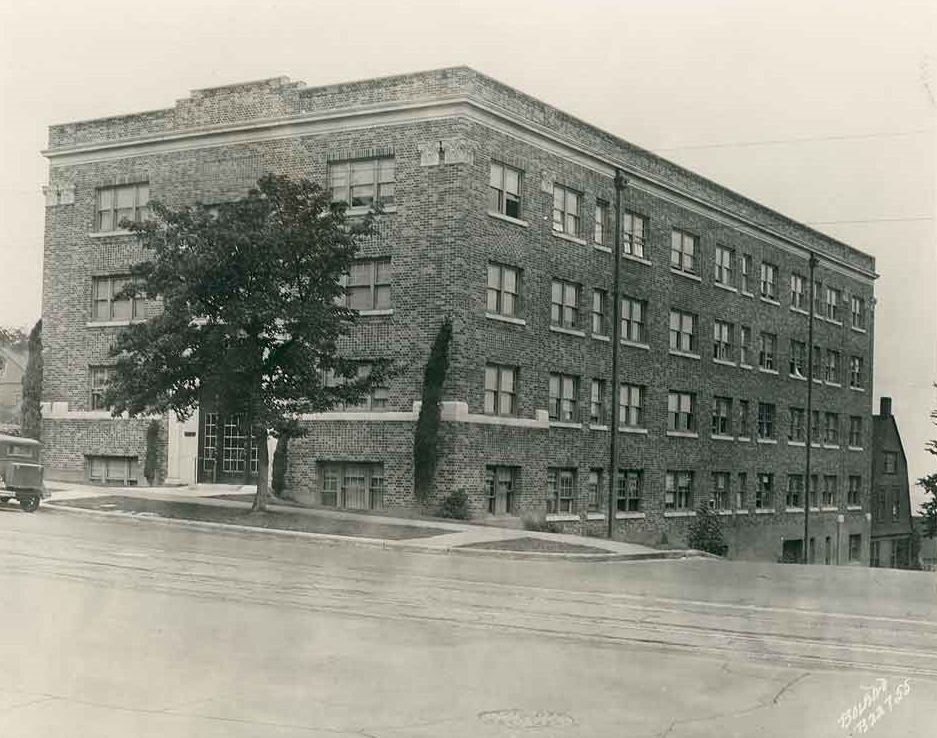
[789,407,805,442]
[813,281,824,316]
[851,296,866,329]
[755,473,774,509]
[713,320,733,361]
[549,373,579,422]
[547,468,577,514]
[740,254,752,293]
[848,416,863,447]
[617,470,643,512]
[789,340,807,377]
[825,286,842,322]
[7,444,34,459]
[586,468,603,512]
[324,363,389,411]
[621,297,647,344]
[787,475,804,508]
[669,309,698,353]
[590,379,607,425]
[758,332,777,371]
[892,496,901,522]
[88,456,138,485]
[665,471,694,510]
[757,402,776,439]
[329,158,395,210]
[738,400,750,438]
[619,384,644,428]
[92,275,144,322]
[551,279,580,329]
[847,476,861,507]
[848,534,861,562]
[670,230,697,274]
[319,462,384,509]
[591,289,608,335]
[714,246,734,286]
[668,391,696,433]
[736,472,748,510]
[812,345,822,379]
[484,364,517,416]
[808,475,819,509]
[90,366,116,410]
[790,273,806,310]
[711,472,730,510]
[622,212,647,258]
[824,412,840,445]
[760,262,778,300]
[810,410,821,443]
[486,263,520,318]
[848,356,864,389]
[739,325,751,365]
[825,350,841,384]
[594,201,609,245]
[712,396,732,436]
[486,466,518,515]
[823,475,837,507]
[94,182,149,231]
[342,258,392,311]
[883,452,897,474]
[552,184,581,237]
[489,162,522,218]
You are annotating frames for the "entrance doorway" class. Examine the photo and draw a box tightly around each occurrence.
[197,409,258,484]
[781,538,803,563]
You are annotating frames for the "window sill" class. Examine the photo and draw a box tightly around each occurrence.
[669,349,701,360]
[713,282,737,294]
[740,290,754,298]
[670,268,702,283]
[825,318,843,327]
[711,434,735,442]
[789,373,806,382]
[713,358,737,368]
[737,436,751,442]
[821,506,838,512]
[822,444,840,450]
[615,511,646,519]
[826,382,842,388]
[846,505,862,511]
[358,308,394,317]
[347,205,397,217]
[622,253,652,266]
[664,510,696,518]
[758,367,779,375]
[790,306,809,316]
[849,386,866,393]
[734,510,750,516]
[88,229,134,238]
[486,312,527,326]
[786,508,805,514]
[851,326,867,334]
[788,440,806,447]
[487,210,529,228]
[591,333,611,342]
[848,446,864,452]
[620,426,649,435]
[759,296,780,306]
[714,510,734,516]
[666,431,699,439]
[622,339,650,350]
[550,325,586,338]
[586,512,607,521]
[756,438,778,445]
[545,513,579,522]
[85,319,144,328]
[549,421,582,429]
[552,230,587,246]
[593,243,612,254]
[739,363,753,370]
[589,424,609,431]
[754,508,776,515]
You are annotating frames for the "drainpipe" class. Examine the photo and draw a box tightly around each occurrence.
[607,171,626,538]
[804,254,818,563]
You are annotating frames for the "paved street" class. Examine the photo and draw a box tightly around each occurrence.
[1,507,935,737]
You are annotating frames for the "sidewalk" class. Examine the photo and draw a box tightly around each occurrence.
[42,481,706,561]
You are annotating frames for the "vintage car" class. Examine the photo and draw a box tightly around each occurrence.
[0,434,47,512]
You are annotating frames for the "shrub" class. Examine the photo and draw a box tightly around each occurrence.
[687,504,727,556]
[438,489,471,520]
[143,419,160,485]
[521,513,562,534]
[271,433,289,497]
[413,318,452,506]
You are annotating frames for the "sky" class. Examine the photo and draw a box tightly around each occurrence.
[0,0,934,500]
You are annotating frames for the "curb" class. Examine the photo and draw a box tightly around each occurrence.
[43,502,709,563]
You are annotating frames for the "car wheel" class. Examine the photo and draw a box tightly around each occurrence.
[17,495,40,513]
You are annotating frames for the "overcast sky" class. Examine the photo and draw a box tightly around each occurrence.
[0,0,934,499]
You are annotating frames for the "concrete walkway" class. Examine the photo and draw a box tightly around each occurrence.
[43,481,699,560]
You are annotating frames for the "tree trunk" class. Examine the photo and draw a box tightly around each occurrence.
[251,426,270,512]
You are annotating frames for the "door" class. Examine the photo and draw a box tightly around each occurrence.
[197,409,258,484]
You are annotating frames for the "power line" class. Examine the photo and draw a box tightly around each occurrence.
[651,128,934,153]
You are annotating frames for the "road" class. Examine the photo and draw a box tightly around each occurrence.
[1,507,935,737]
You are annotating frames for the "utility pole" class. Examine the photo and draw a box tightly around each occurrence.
[607,171,626,538]
[804,253,818,563]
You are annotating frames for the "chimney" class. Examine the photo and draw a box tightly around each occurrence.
[880,397,892,417]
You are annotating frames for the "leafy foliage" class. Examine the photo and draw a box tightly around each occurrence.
[437,488,470,520]
[20,320,42,440]
[271,433,289,498]
[106,174,389,510]
[413,318,452,505]
[919,386,937,538]
[687,505,727,556]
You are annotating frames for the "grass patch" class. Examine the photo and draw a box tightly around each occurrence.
[459,537,609,554]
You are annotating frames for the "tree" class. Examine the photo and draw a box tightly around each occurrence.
[20,320,42,440]
[413,318,452,506]
[918,386,937,538]
[106,174,389,511]
[687,504,727,556]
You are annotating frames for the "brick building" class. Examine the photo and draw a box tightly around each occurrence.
[870,397,914,567]
[40,67,876,561]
